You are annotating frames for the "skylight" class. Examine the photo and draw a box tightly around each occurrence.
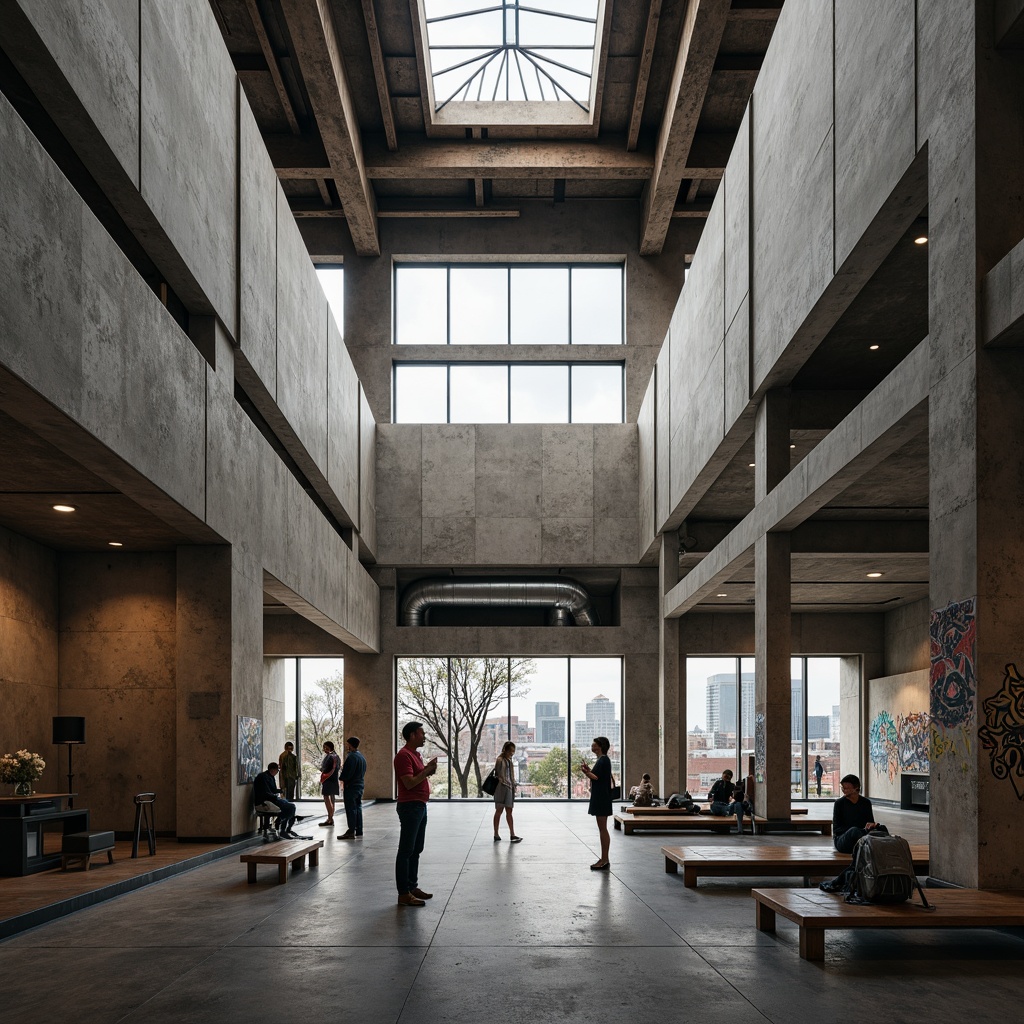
[422,1,600,112]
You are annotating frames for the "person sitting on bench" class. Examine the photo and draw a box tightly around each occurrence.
[630,773,655,806]
[832,773,880,853]
[254,762,299,838]
[708,769,736,816]
[728,779,754,835]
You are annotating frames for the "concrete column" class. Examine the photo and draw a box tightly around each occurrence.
[658,529,682,796]
[754,390,791,819]
[341,650,394,800]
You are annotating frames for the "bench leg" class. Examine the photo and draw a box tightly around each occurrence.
[755,902,776,933]
[665,857,677,874]
[822,824,832,836]
[247,863,257,884]
[309,847,320,868]
[684,867,697,889]
[292,854,306,872]
[614,819,621,830]
[278,861,288,884]
[799,926,825,961]
[623,823,634,835]
[107,849,114,864]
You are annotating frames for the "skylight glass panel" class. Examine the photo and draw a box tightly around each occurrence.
[423,0,599,110]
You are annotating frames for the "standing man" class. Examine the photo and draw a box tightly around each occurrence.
[279,741,299,800]
[394,721,438,907]
[338,736,367,840]
[253,762,300,838]
[813,755,824,797]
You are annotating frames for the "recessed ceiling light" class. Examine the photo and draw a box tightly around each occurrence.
[716,593,728,598]
[866,572,883,578]
[789,444,796,449]
[748,462,755,468]
[869,344,880,351]
[108,542,123,548]
[914,235,928,245]
[52,504,76,513]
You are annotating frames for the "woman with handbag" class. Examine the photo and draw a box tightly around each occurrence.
[319,740,341,827]
[491,741,523,843]
[579,735,614,870]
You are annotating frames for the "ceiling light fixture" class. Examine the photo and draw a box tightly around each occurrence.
[866,572,883,578]
[790,444,796,449]
[108,542,123,548]
[748,462,755,468]
[869,344,880,350]
[716,593,728,598]
[914,235,928,245]
[52,504,76,513]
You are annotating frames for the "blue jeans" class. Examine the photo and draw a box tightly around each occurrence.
[710,801,732,816]
[259,797,295,833]
[343,787,364,834]
[834,826,867,853]
[729,799,752,831]
[396,801,427,894]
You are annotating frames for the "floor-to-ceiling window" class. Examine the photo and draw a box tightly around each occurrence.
[396,656,623,799]
[282,657,345,799]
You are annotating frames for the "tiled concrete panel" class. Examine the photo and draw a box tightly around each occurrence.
[835,0,916,268]
[238,99,278,395]
[140,0,237,336]
[655,345,672,529]
[542,426,595,519]
[475,518,543,563]
[541,519,594,564]
[422,518,476,563]
[376,517,422,565]
[593,425,637,519]
[724,296,750,431]
[376,426,422,518]
[347,548,380,651]
[19,0,140,186]
[359,388,377,554]
[475,425,543,518]
[667,290,691,463]
[276,199,329,469]
[724,106,751,331]
[637,381,656,557]
[594,517,637,565]
[686,194,726,394]
[327,315,359,522]
[678,343,726,492]
[423,425,475,518]
[751,0,834,389]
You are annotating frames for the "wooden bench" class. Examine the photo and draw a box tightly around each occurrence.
[663,844,929,888]
[240,838,324,884]
[752,887,1024,961]
[614,813,738,835]
[752,815,831,835]
[621,805,808,816]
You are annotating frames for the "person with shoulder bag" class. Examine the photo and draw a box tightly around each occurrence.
[492,741,523,843]
[319,740,341,827]
[579,736,614,871]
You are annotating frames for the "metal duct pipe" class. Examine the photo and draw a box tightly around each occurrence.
[400,577,599,627]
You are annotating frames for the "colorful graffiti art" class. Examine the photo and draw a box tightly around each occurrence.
[869,711,898,778]
[979,663,1024,800]
[754,712,766,784]
[896,711,930,773]
[237,716,263,785]
[929,598,977,769]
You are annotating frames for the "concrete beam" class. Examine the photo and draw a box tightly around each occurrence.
[627,0,663,152]
[278,0,379,255]
[982,234,1024,345]
[664,340,930,617]
[359,0,398,151]
[263,571,377,654]
[995,0,1024,47]
[640,0,731,256]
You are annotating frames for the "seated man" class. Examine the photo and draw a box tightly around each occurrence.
[708,769,736,816]
[631,773,655,807]
[253,761,299,838]
[728,783,754,835]
[832,772,879,853]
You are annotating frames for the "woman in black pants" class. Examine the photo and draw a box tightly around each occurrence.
[580,736,613,871]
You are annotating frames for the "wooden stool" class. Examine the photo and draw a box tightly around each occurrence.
[62,830,115,871]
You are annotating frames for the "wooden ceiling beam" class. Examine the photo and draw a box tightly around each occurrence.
[639,0,731,255]
[278,0,379,254]
[627,0,662,152]
[244,0,301,135]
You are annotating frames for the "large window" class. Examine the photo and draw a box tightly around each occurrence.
[396,656,623,799]
[394,264,624,346]
[393,362,624,423]
[282,657,345,799]
[686,656,841,801]
[315,265,344,332]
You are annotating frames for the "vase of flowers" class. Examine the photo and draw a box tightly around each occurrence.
[0,750,46,797]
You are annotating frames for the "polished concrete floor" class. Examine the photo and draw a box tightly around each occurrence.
[2,801,1022,1024]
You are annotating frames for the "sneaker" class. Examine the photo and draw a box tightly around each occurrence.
[509,836,523,843]
[493,835,502,842]
[319,820,334,827]
[411,888,433,900]
[397,892,426,907]
[818,880,842,894]
[337,831,356,840]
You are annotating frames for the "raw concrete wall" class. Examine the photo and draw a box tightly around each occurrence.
[300,203,699,426]
[376,424,638,566]
[0,526,59,792]
[57,553,176,833]
[884,598,930,676]
[865,668,929,803]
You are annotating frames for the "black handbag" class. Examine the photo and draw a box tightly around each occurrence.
[609,774,621,802]
[482,769,498,795]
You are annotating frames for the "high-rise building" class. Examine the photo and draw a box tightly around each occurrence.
[573,694,620,748]
[534,701,566,745]
[706,673,755,736]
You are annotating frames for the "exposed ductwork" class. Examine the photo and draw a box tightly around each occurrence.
[400,577,599,627]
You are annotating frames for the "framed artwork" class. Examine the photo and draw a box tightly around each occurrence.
[237,716,263,785]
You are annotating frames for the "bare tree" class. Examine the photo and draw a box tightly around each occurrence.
[287,669,344,798]
[397,657,533,797]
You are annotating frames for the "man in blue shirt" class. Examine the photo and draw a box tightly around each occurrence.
[338,736,368,840]
[253,762,299,838]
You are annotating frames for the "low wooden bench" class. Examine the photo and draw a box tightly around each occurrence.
[663,844,929,888]
[752,815,831,835]
[752,887,1024,961]
[623,805,809,817]
[241,838,324,885]
[614,813,738,835]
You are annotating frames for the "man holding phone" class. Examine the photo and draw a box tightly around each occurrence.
[394,721,438,906]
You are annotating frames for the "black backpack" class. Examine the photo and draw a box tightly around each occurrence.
[845,831,932,909]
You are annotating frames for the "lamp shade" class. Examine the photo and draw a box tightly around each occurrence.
[53,716,86,744]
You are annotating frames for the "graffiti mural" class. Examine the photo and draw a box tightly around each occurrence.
[754,712,766,784]
[979,663,1024,799]
[869,711,897,777]
[896,711,931,773]
[237,716,263,785]
[929,598,977,769]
